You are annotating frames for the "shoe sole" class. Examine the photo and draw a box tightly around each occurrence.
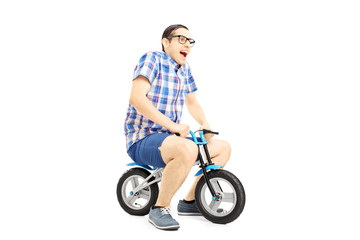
[177,211,202,216]
[148,219,180,230]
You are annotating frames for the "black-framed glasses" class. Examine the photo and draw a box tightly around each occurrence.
[166,35,195,47]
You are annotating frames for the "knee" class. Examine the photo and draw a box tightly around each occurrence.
[219,139,232,160]
[177,140,198,166]
[223,140,232,156]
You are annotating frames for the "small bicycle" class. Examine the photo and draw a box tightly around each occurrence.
[116,129,246,224]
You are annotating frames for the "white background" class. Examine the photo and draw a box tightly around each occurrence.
[1,0,359,239]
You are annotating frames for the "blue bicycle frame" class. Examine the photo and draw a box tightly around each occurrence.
[189,130,223,176]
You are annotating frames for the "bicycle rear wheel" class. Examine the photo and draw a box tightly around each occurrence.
[117,167,159,216]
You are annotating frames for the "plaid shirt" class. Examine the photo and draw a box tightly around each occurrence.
[124,51,197,151]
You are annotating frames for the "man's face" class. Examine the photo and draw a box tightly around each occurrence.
[163,28,192,65]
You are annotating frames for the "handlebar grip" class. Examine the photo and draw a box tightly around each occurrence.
[202,129,219,135]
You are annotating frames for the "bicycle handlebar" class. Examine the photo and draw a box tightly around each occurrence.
[174,129,219,137]
[175,129,219,144]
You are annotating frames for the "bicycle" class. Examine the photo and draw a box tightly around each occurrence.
[116,129,246,224]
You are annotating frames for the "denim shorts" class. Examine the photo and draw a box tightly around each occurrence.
[127,133,172,168]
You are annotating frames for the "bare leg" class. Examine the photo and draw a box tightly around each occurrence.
[155,136,198,207]
[184,139,231,201]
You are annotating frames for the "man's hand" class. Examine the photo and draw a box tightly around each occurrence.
[170,123,190,138]
[200,125,214,141]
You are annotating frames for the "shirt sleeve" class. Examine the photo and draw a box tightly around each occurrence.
[186,64,198,93]
[133,52,159,84]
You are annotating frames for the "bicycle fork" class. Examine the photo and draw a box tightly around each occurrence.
[197,144,221,201]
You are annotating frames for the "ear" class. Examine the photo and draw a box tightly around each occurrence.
[162,38,170,50]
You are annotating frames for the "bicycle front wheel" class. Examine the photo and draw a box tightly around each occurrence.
[195,169,245,224]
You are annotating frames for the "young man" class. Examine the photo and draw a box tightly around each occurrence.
[124,24,231,230]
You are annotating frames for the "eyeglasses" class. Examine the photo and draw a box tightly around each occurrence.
[166,35,195,47]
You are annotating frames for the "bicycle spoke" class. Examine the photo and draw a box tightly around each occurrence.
[222,192,235,203]
[126,194,137,205]
[209,199,221,211]
[138,189,150,199]
[210,180,222,193]
[130,178,139,189]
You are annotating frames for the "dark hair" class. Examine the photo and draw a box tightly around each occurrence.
[161,24,189,52]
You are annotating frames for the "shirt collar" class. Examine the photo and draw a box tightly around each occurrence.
[163,52,183,72]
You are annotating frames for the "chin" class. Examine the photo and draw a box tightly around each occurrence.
[177,59,186,65]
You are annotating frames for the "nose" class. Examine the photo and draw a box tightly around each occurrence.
[184,40,191,47]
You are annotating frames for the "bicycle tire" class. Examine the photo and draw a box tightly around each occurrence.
[195,169,245,224]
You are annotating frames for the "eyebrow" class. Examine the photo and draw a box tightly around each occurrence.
[174,35,194,41]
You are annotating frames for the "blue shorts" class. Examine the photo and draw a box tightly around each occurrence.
[127,133,172,168]
[127,133,200,168]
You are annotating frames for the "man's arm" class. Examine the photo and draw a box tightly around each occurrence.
[129,75,189,137]
[185,92,214,139]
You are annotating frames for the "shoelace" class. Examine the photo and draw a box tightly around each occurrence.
[159,207,172,215]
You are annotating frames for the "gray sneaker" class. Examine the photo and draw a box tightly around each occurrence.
[148,207,180,230]
[177,200,202,216]
[177,200,225,215]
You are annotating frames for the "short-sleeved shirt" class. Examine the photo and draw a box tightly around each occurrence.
[124,51,198,151]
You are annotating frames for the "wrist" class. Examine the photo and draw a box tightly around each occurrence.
[200,121,210,129]
[166,121,178,133]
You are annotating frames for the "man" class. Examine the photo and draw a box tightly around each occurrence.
[124,24,231,230]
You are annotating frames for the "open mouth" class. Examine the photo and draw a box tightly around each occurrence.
[180,50,189,58]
